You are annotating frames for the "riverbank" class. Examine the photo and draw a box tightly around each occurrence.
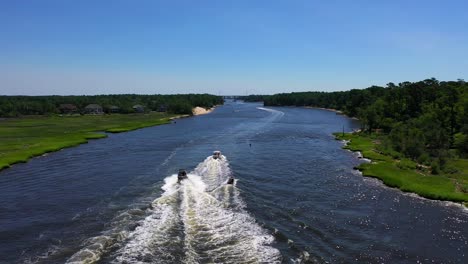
[0,113,178,171]
[304,106,360,120]
[305,106,343,115]
[335,132,468,205]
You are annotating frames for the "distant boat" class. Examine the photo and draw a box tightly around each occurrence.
[213,151,222,159]
[227,177,234,184]
[177,169,187,183]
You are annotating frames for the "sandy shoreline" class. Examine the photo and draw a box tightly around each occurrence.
[192,106,215,116]
[169,114,190,120]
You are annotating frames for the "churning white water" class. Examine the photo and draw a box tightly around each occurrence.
[67,155,281,264]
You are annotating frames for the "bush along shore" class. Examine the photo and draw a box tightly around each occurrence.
[241,78,468,206]
[335,132,468,206]
[242,79,468,172]
[0,113,185,171]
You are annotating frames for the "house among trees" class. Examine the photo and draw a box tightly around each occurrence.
[157,104,168,112]
[132,104,145,113]
[84,104,103,114]
[58,104,77,114]
[109,105,120,113]
[0,94,223,117]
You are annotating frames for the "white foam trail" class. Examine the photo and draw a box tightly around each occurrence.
[112,156,281,263]
[291,250,311,263]
[257,107,284,121]
[67,155,281,264]
[179,177,280,263]
[257,107,282,113]
[111,174,188,264]
[193,155,245,210]
[66,175,182,264]
[193,155,231,191]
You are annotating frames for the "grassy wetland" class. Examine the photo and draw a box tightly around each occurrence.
[335,132,468,204]
[0,113,177,171]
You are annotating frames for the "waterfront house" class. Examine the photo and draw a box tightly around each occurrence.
[132,104,145,113]
[157,104,168,112]
[58,104,78,114]
[109,105,120,113]
[84,104,103,114]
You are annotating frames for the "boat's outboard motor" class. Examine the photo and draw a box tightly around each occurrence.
[227,177,234,184]
[178,169,188,183]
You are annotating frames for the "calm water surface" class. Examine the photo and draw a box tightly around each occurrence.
[0,102,467,263]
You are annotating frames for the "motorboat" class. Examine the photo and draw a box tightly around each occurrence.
[177,169,188,182]
[227,177,234,184]
[213,151,222,159]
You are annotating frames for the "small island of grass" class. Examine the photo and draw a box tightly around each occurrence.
[0,113,179,171]
[335,132,468,205]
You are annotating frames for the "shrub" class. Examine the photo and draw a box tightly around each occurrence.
[418,153,430,165]
[431,160,441,175]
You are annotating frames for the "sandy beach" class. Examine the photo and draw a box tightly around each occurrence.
[192,106,215,115]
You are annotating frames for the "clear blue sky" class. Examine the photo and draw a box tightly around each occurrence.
[1,0,467,95]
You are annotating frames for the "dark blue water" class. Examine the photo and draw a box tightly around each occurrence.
[0,102,467,263]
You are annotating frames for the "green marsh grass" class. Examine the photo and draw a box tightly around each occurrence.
[0,113,176,171]
[334,133,468,203]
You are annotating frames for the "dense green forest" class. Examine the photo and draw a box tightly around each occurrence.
[0,94,223,116]
[246,79,468,172]
[239,95,269,102]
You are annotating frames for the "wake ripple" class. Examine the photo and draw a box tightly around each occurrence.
[67,155,281,264]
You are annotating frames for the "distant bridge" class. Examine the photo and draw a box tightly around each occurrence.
[222,95,243,99]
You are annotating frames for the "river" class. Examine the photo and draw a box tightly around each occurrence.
[0,101,466,263]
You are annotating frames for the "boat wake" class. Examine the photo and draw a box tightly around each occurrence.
[67,155,281,264]
[257,107,285,120]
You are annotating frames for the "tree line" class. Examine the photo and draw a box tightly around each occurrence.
[0,94,223,116]
[243,79,468,172]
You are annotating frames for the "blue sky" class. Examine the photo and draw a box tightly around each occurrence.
[1,0,467,95]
